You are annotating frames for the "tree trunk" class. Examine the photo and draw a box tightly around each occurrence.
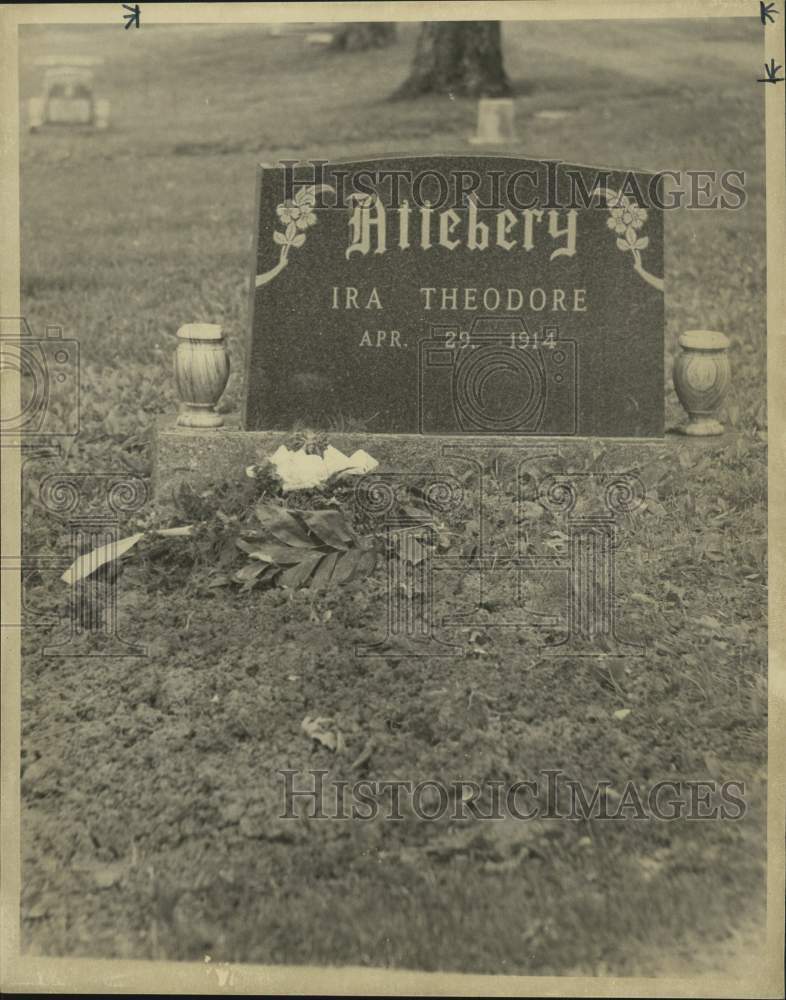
[393,21,511,99]
[329,23,397,52]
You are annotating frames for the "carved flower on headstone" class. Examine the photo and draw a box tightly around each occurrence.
[256,183,334,288]
[276,186,318,230]
[599,188,662,292]
[606,198,648,239]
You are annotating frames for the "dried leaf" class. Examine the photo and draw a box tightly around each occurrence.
[235,539,304,564]
[332,547,363,584]
[300,509,353,549]
[255,505,313,547]
[279,552,324,589]
[311,550,340,589]
[155,524,195,537]
[301,715,344,752]
[233,562,275,584]
[355,548,378,578]
[62,532,144,585]
[239,505,377,591]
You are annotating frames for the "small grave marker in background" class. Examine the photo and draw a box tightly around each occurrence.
[469,98,517,145]
[29,57,110,131]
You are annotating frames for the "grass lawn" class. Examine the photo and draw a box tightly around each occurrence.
[17,18,768,977]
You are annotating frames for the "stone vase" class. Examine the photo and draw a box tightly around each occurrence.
[672,330,730,436]
[174,324,229,428]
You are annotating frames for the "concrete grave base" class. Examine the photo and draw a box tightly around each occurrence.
[153,413,739,514]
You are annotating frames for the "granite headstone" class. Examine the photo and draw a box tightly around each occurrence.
[244,156,665,437]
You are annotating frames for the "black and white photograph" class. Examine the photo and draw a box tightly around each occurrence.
[1,2,783,996]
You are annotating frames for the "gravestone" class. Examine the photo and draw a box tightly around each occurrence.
[29,61,110,131]
[469,99,517,144]
[245,155,665,438]
[44,67,93,124]
[154,153,726,511]
[153,157,732,664]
